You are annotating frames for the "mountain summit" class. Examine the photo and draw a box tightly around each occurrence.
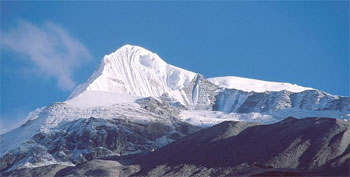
[68,45,317,101]
[69,45,196,99]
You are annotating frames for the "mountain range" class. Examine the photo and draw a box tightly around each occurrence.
[1,45,349,176]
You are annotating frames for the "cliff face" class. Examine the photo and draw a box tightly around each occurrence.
[213,88,350,116]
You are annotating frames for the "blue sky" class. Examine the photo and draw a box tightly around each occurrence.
[1,1,349,132]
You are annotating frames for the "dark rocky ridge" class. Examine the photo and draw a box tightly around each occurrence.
[133,117,350,176]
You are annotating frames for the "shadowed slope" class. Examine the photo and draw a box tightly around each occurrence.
[135,117,350,176]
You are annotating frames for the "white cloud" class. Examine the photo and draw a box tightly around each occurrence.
[1,20,92,90]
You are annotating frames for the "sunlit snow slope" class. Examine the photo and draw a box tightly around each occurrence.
[209,76,313,93]
[69,45,196,100]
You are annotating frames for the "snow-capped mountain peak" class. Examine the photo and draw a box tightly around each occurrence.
[1,44,349,173]
[68,44,196,100]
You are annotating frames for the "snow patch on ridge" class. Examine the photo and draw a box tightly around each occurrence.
[65,91,139,108]
[208,76,313,93]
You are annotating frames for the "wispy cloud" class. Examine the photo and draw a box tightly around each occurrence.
[1,20,92,90]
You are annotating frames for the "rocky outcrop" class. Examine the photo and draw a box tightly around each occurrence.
[180,74,218,110]
[213,89,350,114]
[0,117,200,173]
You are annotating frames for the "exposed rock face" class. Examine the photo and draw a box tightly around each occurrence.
[0,104,200,173]
[181,74,219,110]
[213,89,350,113]
[0,164,67,177]
[54,159,140,177]
[136,97,182,117]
